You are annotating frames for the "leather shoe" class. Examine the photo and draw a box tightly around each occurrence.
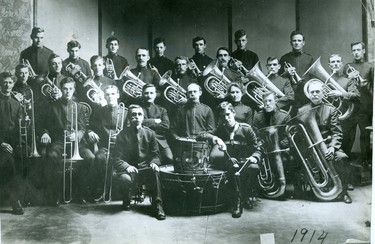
[12,200,24,215]
[155,204,166,220]
[232,199,242,218]
[347,184,354,191]
[343,194,352,204]
[122,200,131,211]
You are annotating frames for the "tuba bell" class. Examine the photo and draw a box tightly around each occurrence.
[303,57,354,120]
[120,66,146,98]
[202,59,232,98]
[286,106,343,201]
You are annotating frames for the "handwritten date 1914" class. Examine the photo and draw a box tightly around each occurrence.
[291,228,328,244]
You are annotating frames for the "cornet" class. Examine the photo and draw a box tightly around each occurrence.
[187,58,202,77]
[346,64,366,86]
[105,58,119,80]
[283,62,303,84]
[41,76,61,101]
[21,59,37,78]
[65,63,91,84]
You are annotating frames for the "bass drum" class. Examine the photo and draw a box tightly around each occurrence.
[160,165,228,215]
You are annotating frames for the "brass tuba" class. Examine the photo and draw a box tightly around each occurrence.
[257,125,288,199]
[202,59,232,97]
[303,57,354,120]
[244,61,285,109]
[286,106,343,201]
[121,66,146,98]
[162,71,188,104]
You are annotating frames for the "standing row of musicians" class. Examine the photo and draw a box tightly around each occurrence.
[1,27,373,218]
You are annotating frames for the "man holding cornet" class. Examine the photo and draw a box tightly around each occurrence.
[104,36,129,80]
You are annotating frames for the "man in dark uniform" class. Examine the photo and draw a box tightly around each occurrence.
[231,29,259,71]
[191,36,213,71]
[104,36,129,80]
[149,37,174,76]
[297,79,352,203]
[172,56,197,91]
[13,64,34,105]
[62,40,92,78]
[0,72,24,215]
[40,77,94,205]
[20,27,54,76]
[112,104,166,220]
[205,102,261,218]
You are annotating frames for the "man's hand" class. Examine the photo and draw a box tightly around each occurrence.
[1,142,13,154]
[247,156,257,164]
[155,118,162,124]
[229,157,239,168]
[325,146,335,161]
[150,163,159,172]
[13,93,24,103]
[327,90,343,98]
[126,166,138,173]
[52,88,62,100]
[88,131,100,143]
[41,133,51,144]
[67,132,76,142]
[285,64,296,77]
[213,137,227,151]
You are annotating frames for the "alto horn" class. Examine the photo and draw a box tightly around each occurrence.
[303,57,354,120]
[202,59,232,97]
[83,78,107,107]
[121,66,146,98]
[41,76,61,101]
[286,106,343,201]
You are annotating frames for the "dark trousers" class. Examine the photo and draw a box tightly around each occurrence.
[0,151,21,204]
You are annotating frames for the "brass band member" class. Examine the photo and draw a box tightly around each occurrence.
[172,56,198,91]
[19,27,54,76]
[300,79,352,203]
[225,83,254,125]
[104,36,129,80]
[344,42,374,170]
[14,64,33,105]
[207,102,261,218]
[112,104,166,220]
[62,40,92,77]
[0,72,24,215]
[87,85,128,200]
[149,37,175,75]
[40,77,94,206]
[140,84,173,165]
[266,57,295,111]
[131,48,161,86]
[232,29,260,71]
[191,36,213,71]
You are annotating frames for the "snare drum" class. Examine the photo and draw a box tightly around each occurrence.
[174,137,210,174]
[160,165,228,215]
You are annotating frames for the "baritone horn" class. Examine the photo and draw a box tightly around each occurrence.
[286,106,343,201]
[102,102,127,203]
[121,66,146,98]
[303,57,354,120]
[162,71,187,104]
[21,59,37,78]
[202,59,232,97]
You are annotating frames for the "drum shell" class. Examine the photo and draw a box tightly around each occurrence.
[174,140,210,174]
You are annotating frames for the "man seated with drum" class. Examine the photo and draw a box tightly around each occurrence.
[112,104,166,220]
[204,101,261,218]
[297,79,351,203]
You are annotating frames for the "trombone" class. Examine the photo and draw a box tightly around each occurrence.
[102,102,126,203]
[62,101,83,204]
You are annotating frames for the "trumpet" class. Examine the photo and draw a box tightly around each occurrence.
[187,58,202,77]
[161,70,187,104]
[65,63,91,84]
[202,59,232,98]
[62,101,84,204]
[105,58,119,80]
[102,102,127,203]
[283,62,303,84]
[41,76,61,101]
[83,78,107,107]
[21,59,37,78]
[121,66,146,98]
[346,64,366,86]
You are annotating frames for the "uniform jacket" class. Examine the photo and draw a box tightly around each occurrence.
[20,45,54,76]
[149,56,175,76]
[191,53,213,71]
[268,74,295,110]
[231,49,259,70]
[0,94,22,147]
[62,57,92,78]
[104,53,129,79]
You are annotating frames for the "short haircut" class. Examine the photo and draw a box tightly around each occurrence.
[328,54,342,62]
[128,104,143,112]
[218,101,235,114]
[227,83,244,94]
[48,54,61,63]
[142,83,156,92]
[262,91,276,100]
[104,85,119,94]
[266,56,279,64]
[306,79,323,92]
[187,82,202,92]
[90,55,104,65]
[234,29,246,40]
[216,47,230,57]
[15,64,29,73]
[153,37,166,46]
[0,71,13,82]
[60,77,76,87]
[106,36,119,46]
[290,30,305,41]
[31,27,44,37]
[67,40,81,49]
[135,47,149,56]
[175,56,188,63]
[192,36,206,47]
[350,41,365,49]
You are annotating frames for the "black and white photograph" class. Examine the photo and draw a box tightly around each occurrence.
[0,0,373,243]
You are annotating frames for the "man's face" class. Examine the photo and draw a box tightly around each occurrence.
[61,82,75,100]
[143,87,157,103]
[217,50,230,69]
[187,84,202,102]
[16,67,29,84]
[108,40,119,54]
[193,40,206,54]
[136,49,150,67]
[49,57,62,74]
[31,32,44,48]
[68,47,80,60]
[154,43,166,57]
[1,77,14,94]
[263,94,276,113]
[266,59,281,75]
[175,59,188,75]
[104,87,119,106]
[351,44,365,61]
[290,34,305,52]
[235,36,247,50]
[308,83,324,105]
[129,107,144,127]
[229,86,242,102]
[91,59,105,76]
[220,108,236,127]
[328,56,343,73]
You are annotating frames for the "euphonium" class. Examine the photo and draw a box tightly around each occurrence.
[83,78,107,107]
[286,106,343,201]
[244,61,285,109]
[303,57,354,120]
[21,59,37,78]
[105,58,119,80]
[257,125,288,199]
[121,66,146,98]
[103,102,126,203]
[202,59,232,97]
[41,76,61,101]
[162,71,187,104]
